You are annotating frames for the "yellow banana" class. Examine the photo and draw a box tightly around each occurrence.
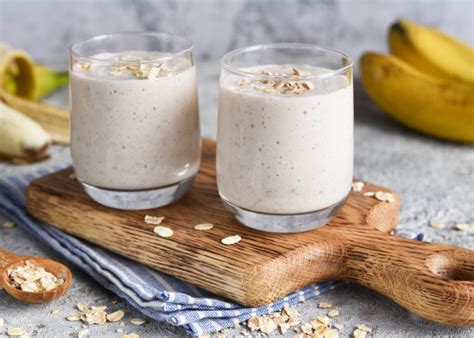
[0,43,35,99]
[33,64,69,100]
[389,19,474,84]
[360,52,474,143]
[0,101,51,162]
[0,43,68,100]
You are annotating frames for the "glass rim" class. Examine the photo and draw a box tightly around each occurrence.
[221,43,353,80]
[69,32,194,64]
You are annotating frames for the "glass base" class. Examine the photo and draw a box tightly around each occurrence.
[221,196,347,233]
[81,176,195,210]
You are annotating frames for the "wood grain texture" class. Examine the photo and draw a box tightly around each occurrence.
[27,139,474,326]
[0,248,73,303]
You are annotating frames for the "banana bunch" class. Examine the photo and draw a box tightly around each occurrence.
[0,44,70,162]
[360,20,474,143]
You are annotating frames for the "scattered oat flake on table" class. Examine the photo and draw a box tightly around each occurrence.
[145,215,165,225]
[194,223,214,231]
[130,318,146,325]
[327,309,339,317]
[315,315,330,326]
[7,327,26,336]
[259,317,277,334]
[51,308,60,315]
[318,302,332,308]
[0,318,3,328]
[363,191,375,197]
[334,323,344,331]
[357,324,373,332]
[107,310,125,322]
[300,322,313,334]
[375,191,395,202]
[430,220,445,229]
[77,302,88,312]
[353,328,368,338]
[351,181,365,192]
[247,316,259,331]
[77,328,89,338]
[221,235,241,245]
[454,223,473,231]
[153,226,173,237]
[67,315,81,321]
[2,221,16,228]
[121,334,139,338]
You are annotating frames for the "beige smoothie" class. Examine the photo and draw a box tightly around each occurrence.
[70,52,200,190]
[217,65,353,214]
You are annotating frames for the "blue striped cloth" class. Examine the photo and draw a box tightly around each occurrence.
[0,165,423,336]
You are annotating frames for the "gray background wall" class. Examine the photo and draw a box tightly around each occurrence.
[1,0,473,69]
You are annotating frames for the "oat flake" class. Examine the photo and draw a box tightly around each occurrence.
[455,223,473,231]
[430,220,445,229]
[221,235,241,245]
[107,310,125,322]
[145,215,165,225]
[77,328,89,338]
[7,327,26,336]
[153,226,173,238]
[194,223,214,231]
[353,328,368,338]
[351,181,365,192]
[130,318,146,326]
[2,221,16,228]
[318,302,332,308]
[375,191,395,202]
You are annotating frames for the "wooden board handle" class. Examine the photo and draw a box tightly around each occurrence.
[341,233,474,326]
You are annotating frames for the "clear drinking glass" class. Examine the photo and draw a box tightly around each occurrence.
[217,43,353,232]
[69,33,201,210]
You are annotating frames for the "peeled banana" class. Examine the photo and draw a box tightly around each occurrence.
[0,89,70,144]
[360,52,474,143]
[0,101,51,162]
[389,19,474,84]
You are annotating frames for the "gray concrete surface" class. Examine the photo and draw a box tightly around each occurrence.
[1,0,474,336]
[1,61,473,337]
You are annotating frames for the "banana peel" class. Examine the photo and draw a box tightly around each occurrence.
[0,101,51,162]
[389,19,474,84]
[0,43,36,99]
[33,64,69,100]
[0,43,69,100]
[360,52,474,143]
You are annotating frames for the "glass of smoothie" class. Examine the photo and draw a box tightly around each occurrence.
[217,43,353,232]
[69,33,201,210]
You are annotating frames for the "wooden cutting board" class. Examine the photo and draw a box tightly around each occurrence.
[27,139,473,327]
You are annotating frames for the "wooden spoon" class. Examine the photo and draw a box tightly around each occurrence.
[0,248,72,303]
